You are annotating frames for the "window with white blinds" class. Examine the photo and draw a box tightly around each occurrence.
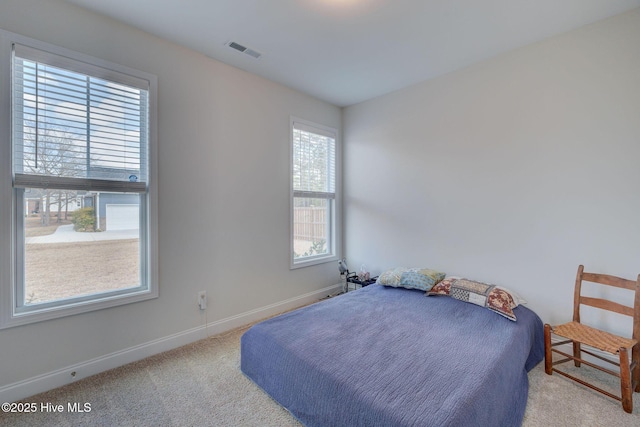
[0,30,157,329]
[292,121,336,199]
[12,43,149,192]
[291,118,339,267]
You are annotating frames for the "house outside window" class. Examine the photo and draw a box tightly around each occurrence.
[0,30,158,328]
[290,117,340,268]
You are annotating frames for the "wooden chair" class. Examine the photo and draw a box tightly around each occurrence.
[544,265,640,413]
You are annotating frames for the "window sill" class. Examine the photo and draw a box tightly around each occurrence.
[290,254,338,270]
[0,287,158,330]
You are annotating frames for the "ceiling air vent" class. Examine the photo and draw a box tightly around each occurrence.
[225,41,262,60]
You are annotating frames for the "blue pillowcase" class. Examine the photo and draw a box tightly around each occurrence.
[377,267,445,291]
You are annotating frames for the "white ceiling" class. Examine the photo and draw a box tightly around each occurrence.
[63,0,640,107]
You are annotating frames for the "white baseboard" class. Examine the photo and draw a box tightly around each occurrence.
[0,283,342,404]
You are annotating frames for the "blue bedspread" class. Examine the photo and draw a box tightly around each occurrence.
[241,285,544,427]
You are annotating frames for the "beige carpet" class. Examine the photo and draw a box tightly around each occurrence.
[1,324,638,427]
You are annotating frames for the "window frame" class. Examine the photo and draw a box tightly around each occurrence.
[290,116,341,269]
[0,29,158,329]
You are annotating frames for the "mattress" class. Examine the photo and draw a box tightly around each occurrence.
[241,284,544,427]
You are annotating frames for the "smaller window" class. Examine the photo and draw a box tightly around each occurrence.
[291,118,339,268]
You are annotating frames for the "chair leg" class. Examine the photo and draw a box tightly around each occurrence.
[573,342,582,367]
[620,347,632,413]
[633,345,640,393]
[544,324,552,375]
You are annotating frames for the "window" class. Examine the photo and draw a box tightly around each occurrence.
[291,117,340,268]
[0,30,157,328]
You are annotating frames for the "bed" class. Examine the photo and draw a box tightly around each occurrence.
[241,283,544,427]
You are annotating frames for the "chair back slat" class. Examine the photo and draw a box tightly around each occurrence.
[574,265,640,342]
[582,272,637,291]
[580,296,634,317]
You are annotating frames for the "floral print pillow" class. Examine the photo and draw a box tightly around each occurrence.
[427,278,518,321]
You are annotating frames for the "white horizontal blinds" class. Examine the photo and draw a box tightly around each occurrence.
[12,43,149,192]
[292,121,336,200]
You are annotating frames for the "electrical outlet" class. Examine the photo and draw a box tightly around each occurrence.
[198,291,207,310]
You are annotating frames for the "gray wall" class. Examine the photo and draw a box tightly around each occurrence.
[343,9,640,334]
[0,0,341,391]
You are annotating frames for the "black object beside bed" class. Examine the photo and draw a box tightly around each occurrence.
[241,284,544,427]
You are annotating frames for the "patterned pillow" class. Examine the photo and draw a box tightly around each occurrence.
[427,278,518,321]
[426,277,456,296]
[376,267,408,287]
[496,286,527,307]
[400,268,445,291]
[377,267,445,291]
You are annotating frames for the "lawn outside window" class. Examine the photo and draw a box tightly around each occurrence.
[0,30,158,329]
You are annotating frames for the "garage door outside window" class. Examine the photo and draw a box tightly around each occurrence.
[106,205,140,231]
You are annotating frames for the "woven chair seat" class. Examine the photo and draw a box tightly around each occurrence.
[553,321,637,354]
